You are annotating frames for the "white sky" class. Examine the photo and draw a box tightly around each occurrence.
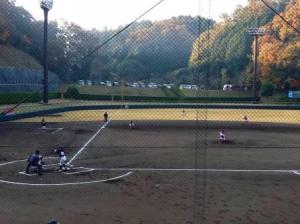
[15,0,248,30]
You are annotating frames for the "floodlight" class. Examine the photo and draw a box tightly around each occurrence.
[40,0,53,10]
[248,28,265,36]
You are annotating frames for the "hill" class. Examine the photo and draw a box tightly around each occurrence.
[189,0,289,89]
[0,0,213,83]
[74,16,214,82]
[0,45,60,92]
[0,45,41,69]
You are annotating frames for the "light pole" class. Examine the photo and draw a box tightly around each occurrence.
[40,0,53,104]
[248,28,265,102]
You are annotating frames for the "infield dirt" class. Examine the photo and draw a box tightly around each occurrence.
[0,120,300,223]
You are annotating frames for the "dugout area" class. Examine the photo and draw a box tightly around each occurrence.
[1,109,300,223]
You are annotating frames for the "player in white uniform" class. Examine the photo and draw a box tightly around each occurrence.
[219,130,226,144]
[54,147,69,171]
[129,120,135,129]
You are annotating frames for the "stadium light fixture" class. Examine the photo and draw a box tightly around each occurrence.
[248,27,265,102]
[40,0,53,104]
[40,0,53,10]
[248,28,265,36]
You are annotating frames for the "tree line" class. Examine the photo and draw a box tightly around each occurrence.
[188,0,300,92]
[0,0,212,84]
[0,0,299,91]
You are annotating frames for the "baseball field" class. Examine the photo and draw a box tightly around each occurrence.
[1,108,300,223]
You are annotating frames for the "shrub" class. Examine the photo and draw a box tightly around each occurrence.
[170,88,184,98]
[65,87,80,99]
[0,92,59,105]
[261,83,274,97]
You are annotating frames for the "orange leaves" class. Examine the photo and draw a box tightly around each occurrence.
[259,0,300,83]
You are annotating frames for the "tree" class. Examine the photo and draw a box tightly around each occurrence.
[259,0,300,89]
[189,0,287,88]
[261,83,274,96]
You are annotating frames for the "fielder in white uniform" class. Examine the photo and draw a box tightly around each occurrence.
[219,130,226,144]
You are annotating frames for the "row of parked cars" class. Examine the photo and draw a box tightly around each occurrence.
[77,80,204,90]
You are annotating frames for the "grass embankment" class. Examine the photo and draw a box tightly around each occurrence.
[61,85,252,98]
[61,85,167,97]
[182,89,251,97]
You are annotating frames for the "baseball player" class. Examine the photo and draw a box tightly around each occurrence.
[219,130,226,144]
[104,112,108,122]
[41,118,47,129]
[54,147,69,171]
[129,120,135,129]
[26,150,44,175]
[48,220,60,224]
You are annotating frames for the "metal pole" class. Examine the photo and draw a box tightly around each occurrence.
[120,79,125,101]
[253,35,259,102]
[43,8,49,104]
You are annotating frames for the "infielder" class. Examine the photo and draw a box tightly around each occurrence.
[41,118,47,129]
[219,130,226,144]
[104,112,108,122]
[129,120,135,129]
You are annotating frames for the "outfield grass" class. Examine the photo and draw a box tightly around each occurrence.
[181,89,252,97]
[17,108,300,124]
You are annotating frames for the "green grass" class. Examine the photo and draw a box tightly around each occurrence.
[61,85,252,98]
[61,85,167,97]
[260,92,300,105]
[181,89,252,97]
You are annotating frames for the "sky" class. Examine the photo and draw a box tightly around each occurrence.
[15,0,248,30]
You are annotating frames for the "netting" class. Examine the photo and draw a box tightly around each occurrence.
[1,0,300,223]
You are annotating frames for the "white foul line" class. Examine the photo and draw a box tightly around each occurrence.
[0,159,27,167]
[0,157,57,167]
[67,120,111,165]
[91,167,300,174]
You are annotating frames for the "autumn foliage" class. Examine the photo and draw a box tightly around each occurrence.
[259,0,300,89]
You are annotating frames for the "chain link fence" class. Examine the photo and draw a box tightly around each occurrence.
[0,0,300,223]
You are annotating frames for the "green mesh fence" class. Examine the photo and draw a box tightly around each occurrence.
[1,0,300,223]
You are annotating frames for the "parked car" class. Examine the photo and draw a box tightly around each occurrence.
[223,84,233,91]
[78,80,85,86]
[148,83,158,88]
[86,80,92,86]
